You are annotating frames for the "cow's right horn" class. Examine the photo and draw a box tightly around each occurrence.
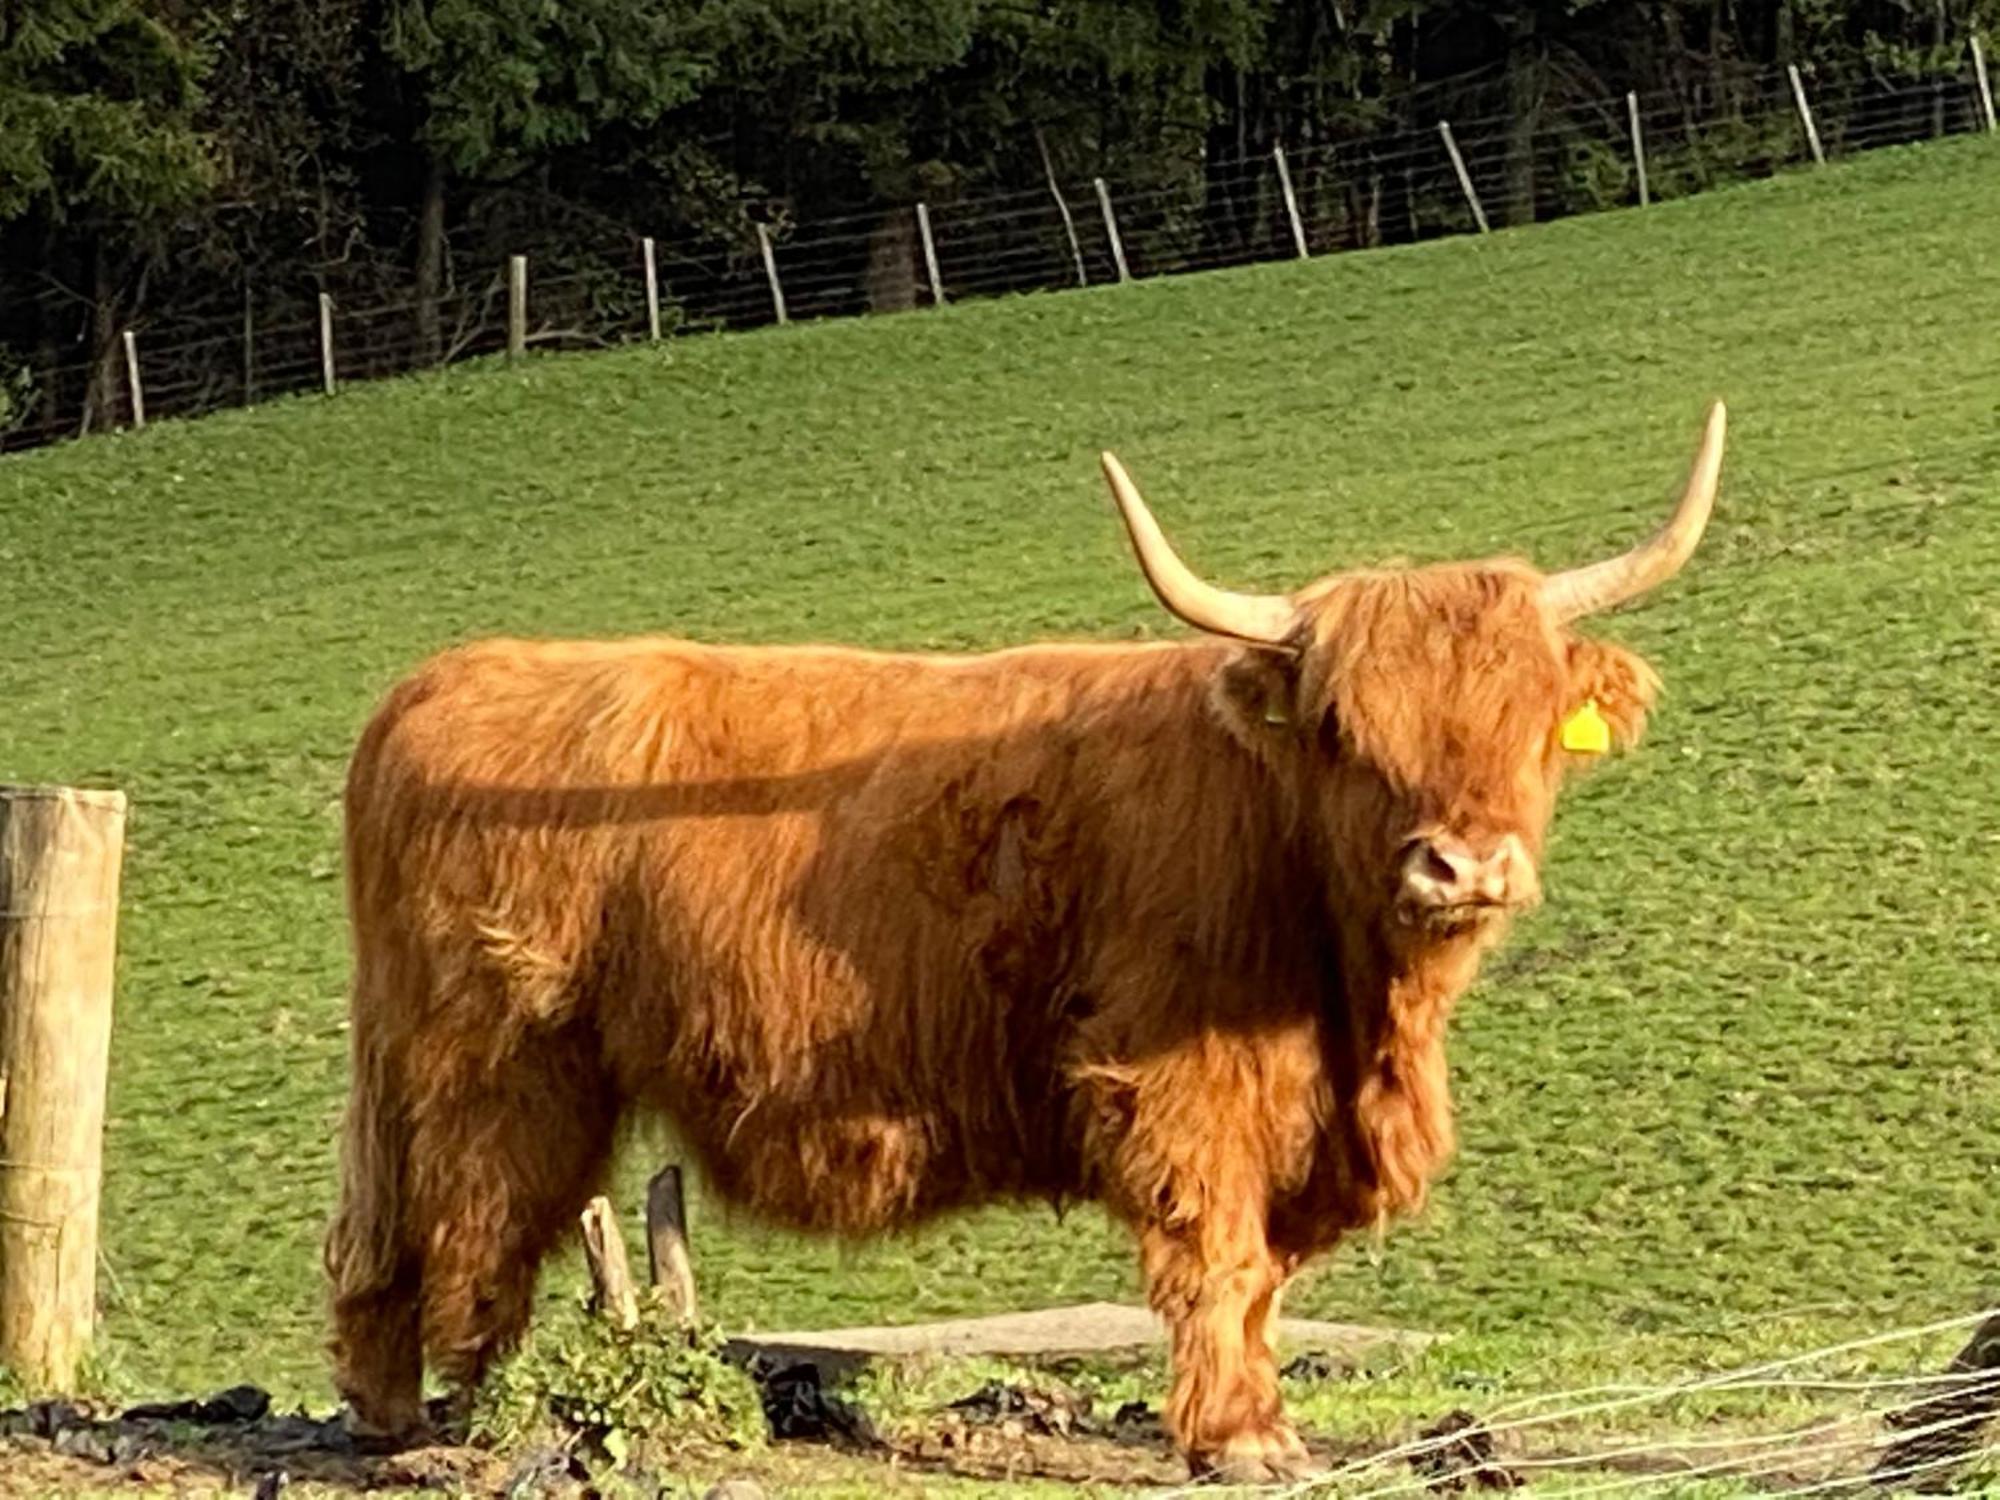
[1539,400,1727,621]
[1099,453,1296,646]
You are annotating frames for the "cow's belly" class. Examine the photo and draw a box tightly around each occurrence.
[636,1069,1077,1236]
[581,811,1085,1234]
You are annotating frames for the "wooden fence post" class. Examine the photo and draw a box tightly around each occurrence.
[1036,127,1088,288]
[0,785,127,1394]
[915,202,946,306]
[507,255,528,360]
[318,294,336,395]
[1272,145,1309,259]
[1788,64,1826,164]
[1093,178,1131,283]
[120,332,144,431]
[241,285,256,406]
[1973,35,1998,132]
[1437,121,1491,234]
[756,224,789,325]
[1627,91,1651,206]
[646,1166,699,1326]
[642,237,662,342]
[579,1196,639,1331]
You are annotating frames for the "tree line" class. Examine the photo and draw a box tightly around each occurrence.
[3,1,1992,440]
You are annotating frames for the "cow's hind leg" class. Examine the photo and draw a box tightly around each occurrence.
[327,1015,426,1445]
[1141,1217,1313,1483]
[406,1018,620,1419]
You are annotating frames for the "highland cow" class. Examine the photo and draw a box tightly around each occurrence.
[326,403,1727,1480]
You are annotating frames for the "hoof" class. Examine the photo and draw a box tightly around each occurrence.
[1187,1424,1323,1486]
[341,1409,426,1455]
[339,1393,431,1454]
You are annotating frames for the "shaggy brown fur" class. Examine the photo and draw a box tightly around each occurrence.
[323,557,1661,1480]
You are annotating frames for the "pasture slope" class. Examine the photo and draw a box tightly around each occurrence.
[2,132,1998,1489]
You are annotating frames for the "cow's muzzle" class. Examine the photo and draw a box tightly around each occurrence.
[1395,832,1541,925]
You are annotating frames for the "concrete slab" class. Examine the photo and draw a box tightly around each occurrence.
[726,1300,1431,1376]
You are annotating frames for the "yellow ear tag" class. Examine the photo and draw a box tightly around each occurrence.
[1560,699,1611,755]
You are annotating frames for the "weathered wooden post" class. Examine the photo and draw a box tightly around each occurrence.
[1627,90,1651,206]
[1973,35,1997,133]
[1437,121,1491,233]
[645,1166,698,1326]
[507,255,528,360]
[915,203,946,306]
[318,293,336,395]
[579,1196,639,1331]
[120,332,145,431]
[1788,64,1826,164]
[1093,178,1131,283]
[756,224,789,326]
[1035,127,1088,288]
[242,284,256,406]
[0,785,126,1393]
[1272,144,1309,259]
[642,237,663,342]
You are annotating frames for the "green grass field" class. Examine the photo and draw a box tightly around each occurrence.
[4,131,1999,1455]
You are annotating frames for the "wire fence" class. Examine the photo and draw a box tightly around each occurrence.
[3,45,1995,457]
[1135,1307,2000,1499]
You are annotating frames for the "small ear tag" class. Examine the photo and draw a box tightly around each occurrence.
[1263,703,1290,728]
[1560,699,1611,755]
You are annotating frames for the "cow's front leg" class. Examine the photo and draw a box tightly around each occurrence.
[1140,1219,1314,1482]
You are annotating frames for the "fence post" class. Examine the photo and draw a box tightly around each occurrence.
[1036,127,1088,288]
[578,1197,639,1331]
[915,202,946,306]
[1788,64,1826,164]
[241,285,255,406]
[1437,121,1491,234]
[1626,91,1651,206]
[1973,35,1998,132]
[756,224,789,325]
[1272,145,1310,259]
[507,255,528,360]
[120,331,145,431]
[1093,178,1132,283]
[0,785,126,1394]
[642,237,662,342]
[646,1165,699,1326]
[318,293,336,395]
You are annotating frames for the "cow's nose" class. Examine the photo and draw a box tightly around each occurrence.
[1397,833,1538,913]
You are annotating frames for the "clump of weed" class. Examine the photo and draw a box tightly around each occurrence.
[472,1298,766,1469]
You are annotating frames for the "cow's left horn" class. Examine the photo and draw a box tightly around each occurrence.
[1540,400,1727,621]
[1099,453,1296,645]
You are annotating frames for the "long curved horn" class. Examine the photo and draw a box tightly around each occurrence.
[1540,400,1727,621]
[1099,452,1296,645]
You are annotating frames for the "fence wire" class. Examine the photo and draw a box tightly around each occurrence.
[3,51,1994,456]
[1133,1306,2000,1500]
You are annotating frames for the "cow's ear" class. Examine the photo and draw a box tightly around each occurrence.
[1210,646,1302,754]
[1564,636,1660,752]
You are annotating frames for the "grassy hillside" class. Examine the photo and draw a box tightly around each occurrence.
[3,134,1998,1408]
